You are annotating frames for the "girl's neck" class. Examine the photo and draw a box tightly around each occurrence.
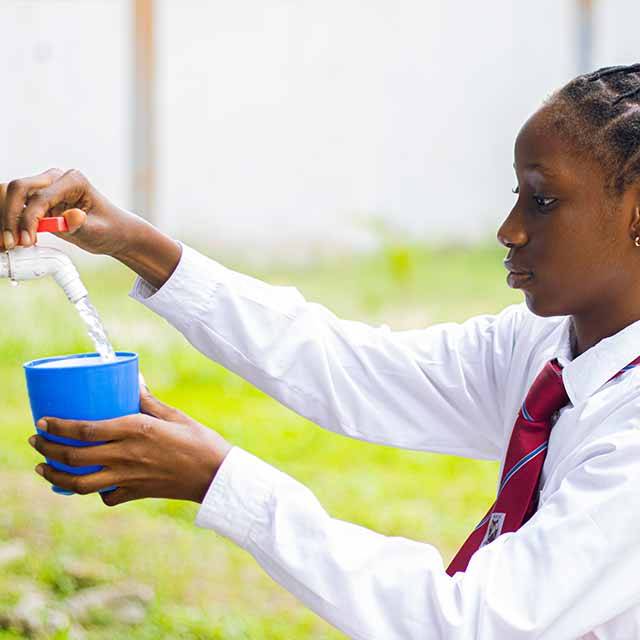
[570,304,640,358]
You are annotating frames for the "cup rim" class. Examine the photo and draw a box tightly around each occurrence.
[23,352,138,370]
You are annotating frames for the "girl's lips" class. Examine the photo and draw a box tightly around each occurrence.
[507,271,534,289]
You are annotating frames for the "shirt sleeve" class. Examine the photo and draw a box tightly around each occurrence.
[195,424,640,640]
[129,242,524,461]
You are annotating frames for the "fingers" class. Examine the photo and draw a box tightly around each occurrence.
[35,462,120,496]
[60,207,87,233]
[100,487,136,507]
[1,168,64,249]
[37,414,142,442]
[30,434,120,467]
[19,169,90,246]
[0,183,7,216]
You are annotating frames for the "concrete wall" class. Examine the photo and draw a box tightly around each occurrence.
[1,0,132,213]
[2,1,640,262]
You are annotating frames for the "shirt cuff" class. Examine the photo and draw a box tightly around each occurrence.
[194,446,276,550]
[127,241,227,331]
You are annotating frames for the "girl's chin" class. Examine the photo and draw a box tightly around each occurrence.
[522,293,569,318]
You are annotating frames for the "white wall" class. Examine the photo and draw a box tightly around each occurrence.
[0,0,132,212]
[595,1,640,64]
[2,1,640,262]
[155,0,576,258]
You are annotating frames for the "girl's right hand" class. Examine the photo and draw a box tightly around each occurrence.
[0,168,143,257]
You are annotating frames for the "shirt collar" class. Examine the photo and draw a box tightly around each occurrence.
[556,315,640,406]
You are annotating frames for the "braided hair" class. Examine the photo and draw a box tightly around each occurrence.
[541,63,640,198]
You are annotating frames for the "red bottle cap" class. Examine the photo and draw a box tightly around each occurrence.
[37,217,69,233]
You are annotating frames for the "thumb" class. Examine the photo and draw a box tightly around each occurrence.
[138,373,176,420]
[61,207,87,233]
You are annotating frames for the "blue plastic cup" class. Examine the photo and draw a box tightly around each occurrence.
[23,352,140,496]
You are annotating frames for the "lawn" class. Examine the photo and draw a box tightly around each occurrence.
[0,239,521,639]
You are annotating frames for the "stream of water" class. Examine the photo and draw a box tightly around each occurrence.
[6,256,116,362]
[74,295,117,362]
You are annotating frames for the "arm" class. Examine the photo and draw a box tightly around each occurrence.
[114,219,183,289]
[195,428,640,639]
[31,368,640,637]
[0,172,519,460]
[128,241,525,461]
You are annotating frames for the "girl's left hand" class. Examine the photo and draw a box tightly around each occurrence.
[28,379,232,506]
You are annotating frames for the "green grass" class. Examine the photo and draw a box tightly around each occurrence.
[0,240,522,638]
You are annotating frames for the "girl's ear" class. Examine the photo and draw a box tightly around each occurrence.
[628,204,640,244]
[614,183,639,240]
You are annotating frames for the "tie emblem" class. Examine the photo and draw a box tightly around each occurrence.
[481,512,505,547]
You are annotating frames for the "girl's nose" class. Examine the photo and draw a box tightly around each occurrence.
[496,209,528,248]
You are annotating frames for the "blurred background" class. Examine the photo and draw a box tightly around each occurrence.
[1,1,638,638]
[3,0,639,261]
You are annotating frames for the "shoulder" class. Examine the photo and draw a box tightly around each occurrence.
[513,301,568,336]
[466,301,566,335]
[463,301,567,349]
[406,303,566,367]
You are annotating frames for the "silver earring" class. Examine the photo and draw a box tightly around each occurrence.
[635,236,640,247]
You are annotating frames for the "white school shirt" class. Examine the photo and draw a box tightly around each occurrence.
[128,242,640,640]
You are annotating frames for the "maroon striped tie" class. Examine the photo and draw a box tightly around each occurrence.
[447,354,640,576]
[446,358,567,575]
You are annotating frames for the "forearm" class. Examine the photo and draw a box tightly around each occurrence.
[196,443,637,640]
[128,243,518,459]
[196,447,455,640]
[114,218,182,290]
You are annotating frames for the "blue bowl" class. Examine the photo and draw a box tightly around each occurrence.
[24,352,139,495]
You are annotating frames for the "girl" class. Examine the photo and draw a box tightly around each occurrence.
[7,63,640,638]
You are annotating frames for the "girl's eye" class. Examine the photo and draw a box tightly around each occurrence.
[533,195,557,209]
[512,185,557,211]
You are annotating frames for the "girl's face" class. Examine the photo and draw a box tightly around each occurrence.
[497,107,639,318]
